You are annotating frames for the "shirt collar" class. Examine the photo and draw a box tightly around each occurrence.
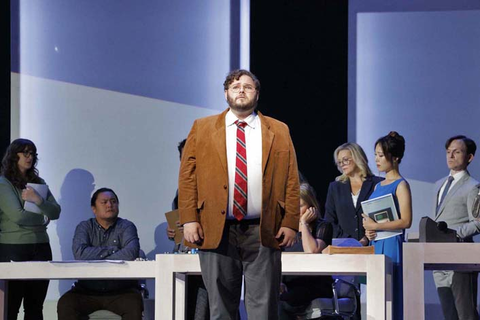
[94,217,118,231]
[226,109,258,129]
[450,170,467,181]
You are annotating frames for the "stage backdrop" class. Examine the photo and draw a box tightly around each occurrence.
[10,0,250,304]
[350,0,480,317]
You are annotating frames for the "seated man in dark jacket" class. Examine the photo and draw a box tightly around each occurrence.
[57,188,143,320]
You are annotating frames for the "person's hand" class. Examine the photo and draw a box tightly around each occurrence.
[359,236,369,246]
[183,222,204,244]
[166,226,175,240]
[167,220,183,240]
[362,214,377,231]
[300,207,318,225]
[365,230,377,241]
[22,186,43,205]
[276,227,296,247]
[177,220,184,233]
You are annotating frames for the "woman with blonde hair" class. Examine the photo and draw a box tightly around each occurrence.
[324,142,383,320]
[325,142,383,246]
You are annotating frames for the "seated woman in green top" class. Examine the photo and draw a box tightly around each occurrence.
[0,139,61,320]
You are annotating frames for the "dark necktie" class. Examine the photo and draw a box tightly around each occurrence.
[233,121,248,221]
[437,176,454,214]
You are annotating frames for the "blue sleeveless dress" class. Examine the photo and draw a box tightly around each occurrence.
[369,178,405,320]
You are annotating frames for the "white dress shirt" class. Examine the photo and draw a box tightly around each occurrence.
[437,170,467,206]
[225,110,262,219]
[351,193,359,208]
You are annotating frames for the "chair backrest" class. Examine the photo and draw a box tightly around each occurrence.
[307,278,359,319]
[335,279,357,299]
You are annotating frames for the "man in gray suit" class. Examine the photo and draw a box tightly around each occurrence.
[456,185,480,239]
[433,135,478,320]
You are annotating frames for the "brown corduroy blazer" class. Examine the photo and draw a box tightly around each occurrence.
[178,109,300,249]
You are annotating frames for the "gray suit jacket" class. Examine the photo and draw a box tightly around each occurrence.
[433,172,479,288]
[457,184,480,239]
[434,172,479,233]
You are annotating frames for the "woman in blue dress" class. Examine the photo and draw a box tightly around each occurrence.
[362,131,412,320]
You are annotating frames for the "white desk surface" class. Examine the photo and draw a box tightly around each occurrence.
[156,252,392,320]
[0,254,393,320]
[0,260,156,279]
[0,260,156,320]
[403,242,480,320]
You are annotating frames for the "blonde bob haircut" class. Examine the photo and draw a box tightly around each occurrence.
[334,142,373,183]
[300,183,322,219]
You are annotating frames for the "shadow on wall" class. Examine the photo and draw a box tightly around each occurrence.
[146,222,175,259]
[56,168,96,294]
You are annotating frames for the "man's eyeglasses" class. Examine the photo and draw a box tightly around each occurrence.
[229,84,256,93]
[20,151,37,158]
[336,157,353,167]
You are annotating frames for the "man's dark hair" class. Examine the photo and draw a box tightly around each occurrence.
[445,135,477,156]
[91,188,119,207]
[223,69,261,92]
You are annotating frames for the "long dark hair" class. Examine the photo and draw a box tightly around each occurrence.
[0,139,41,189]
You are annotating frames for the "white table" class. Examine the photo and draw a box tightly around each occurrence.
[156,253,393,320]
[403,243,480,320]
[0,261,156,320]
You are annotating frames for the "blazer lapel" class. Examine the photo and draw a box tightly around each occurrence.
[436,173,469,219]
[356,178,374,212]
[212,109,228,175]
[433,179,444,221]
[340,181,356,211]
[259,112,274,175]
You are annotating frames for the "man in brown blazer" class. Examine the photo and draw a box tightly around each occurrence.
[179,69,300,319]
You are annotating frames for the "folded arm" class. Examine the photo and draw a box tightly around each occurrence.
[0,181,46,226]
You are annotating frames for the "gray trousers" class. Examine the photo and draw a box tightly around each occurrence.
[435,270,478,320]
[199,219,281,320]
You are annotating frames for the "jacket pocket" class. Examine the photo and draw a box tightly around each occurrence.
[275,200,286,232]
[197,200,205,225]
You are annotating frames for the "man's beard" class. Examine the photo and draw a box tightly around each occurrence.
[227,93,257,113]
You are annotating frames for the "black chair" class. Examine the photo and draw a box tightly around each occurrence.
[305,278,359,319]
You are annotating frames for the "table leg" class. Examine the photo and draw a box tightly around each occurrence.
[0,280,5,320]
[156,256,174,320]
[175,273,186,320]
[403,244,425,320]
[366,255,391,320]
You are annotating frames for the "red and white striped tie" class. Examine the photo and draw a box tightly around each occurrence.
[233,120,248,221]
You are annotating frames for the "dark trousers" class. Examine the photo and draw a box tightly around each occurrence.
[199,219,281,320]
[437,271,478,320]
[57,288,143,320]
[0,243,52,320]
[186,275,209,320]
